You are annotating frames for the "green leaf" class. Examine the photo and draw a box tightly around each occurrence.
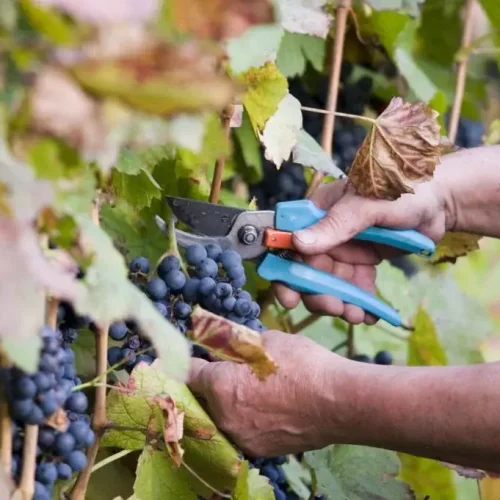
[134,449,198,500]
[399,453,456,500]
[233,461,274,500]
[408,307,448,366]
[2,335,42,374]
[19,0,81,45]
[115,146,174,175]
[364,0,424,16]
[293,130,345,179]
[234,111,262,183]
[73,217,190,380]
[227,24,284,75]
[71,328,96,379]
[276,32,325,78]
[281,456,312,499]
[103,362,242,495]
[479,1,500,68]
[305,445,414,500]
[239,63,288,134]
[111,168,162,211]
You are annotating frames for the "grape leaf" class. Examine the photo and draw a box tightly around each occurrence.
[134,449,199,500]
[305,445,414,500]
[190,306,278,380]
[70,42,235,117]
[103,362,242,496]
[35,0,159,25]
[276,32,325,77]
[227,24,284,75]
[233,461,274,500]
[73,217,190,380]
[115,146,174,176]
[431,232,482,264]
[364,0,424,16]
[276,0,333,38]
[260,92,302,167]
[408,307,447,366]
[281,456,313,499]
[398,454,456,500]
[111,168,162,211]
[348,97,442,201]
[293,130,345,179]
[239,62,288,134]
[164,0,274,41]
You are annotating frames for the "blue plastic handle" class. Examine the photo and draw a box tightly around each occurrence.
[275,200,435,257]
[257,253,402,326]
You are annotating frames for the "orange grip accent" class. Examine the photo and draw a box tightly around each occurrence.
[263,229,296,251]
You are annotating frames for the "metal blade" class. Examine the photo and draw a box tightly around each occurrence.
[165,196,245,237]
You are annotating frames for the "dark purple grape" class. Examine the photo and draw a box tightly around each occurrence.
[183,278,200,302]
[35,462,58,485]
[157,255,180,279]
[65,392,88,414]
[109,322,128,341]
[234,299,251,317]
[195,259,218,279]
[146,278,168,301]
[55,432,76,456]
[164,270,186,292]
[65,450,87,472]
[198,277,216,296]
[374,350,393,365]
[220,250,242,269]
[186,244,208,266]
[205,244,222,261]
[57,462,73,480]
[129,256,150,274]
[173,302,191,320]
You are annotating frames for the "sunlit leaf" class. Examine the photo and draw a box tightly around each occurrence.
[111,168,162,211]
[190,306,278,380]
[276,31,325,77]
[276,0,333,38]
[408,307,447,366]
[431,232,482,264]
[348,97,442,200]
[364,0,424,16]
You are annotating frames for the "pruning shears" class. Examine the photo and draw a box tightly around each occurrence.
[157,197,436,327]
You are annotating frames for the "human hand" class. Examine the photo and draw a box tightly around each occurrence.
[274,177,449,324]
[188,330,354,457]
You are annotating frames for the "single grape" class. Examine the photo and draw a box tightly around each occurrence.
[39,391,59,417]
[234,299,252,317]
[195,259,218,279]
[66,450,87,472]
[237,291,252,302]
[183,278,200,302]
[215,282,232,298]
[55,432,76,456]
[107,346,123,366]
[136,354,154,365]
[63,347,75,364]
[33,373,52,392]
[83,428,95,447]
[186,244,208,266]
[173,301,192,319]
[146,278,168,301]
[352,354,371,363]
[220,250,242,269]
[13,376,37,399]
[205,244,222,261]
[164,270,186,292]
[153,301,168,317]
[222,296,236,312]
[126,335,141,350]
[68,421,89,445]
[129,256,150,274]
[249,302,260,318]
[57,462,73,480]
[33,481,51,500]
[38,428,56,448]
[109,322,128,341]
[198,277,216,295]
[374,350,393,365]
[122,348,137,367]
[157,255,180,279]
[25,405,45,425]
[261,464,279,482]
[231,275,246,288]
[245,319,265,333]
[227,312,246,325]
[65,392,88,414]
[35,462,58,485]
[43,336,60,355]
[63,364,76,380]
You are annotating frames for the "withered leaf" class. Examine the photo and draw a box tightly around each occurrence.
[166,0,274,41]
[70,41,236,117]
[431,232,482,264]
[440,462,500,479]
[189,306,278,380]
[348,97,442,201]
[150,395,185,467]
[45,407,69,432]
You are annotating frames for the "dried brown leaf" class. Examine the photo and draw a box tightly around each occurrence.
[150,395,185,466]
[431,232,482,264]
[348,97,442,201]
[440,462,500,479]
[168,0,274,40]
[45,407,69,432]
[189,306,278,380]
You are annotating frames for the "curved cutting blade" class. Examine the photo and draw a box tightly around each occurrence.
[165,196,244,236]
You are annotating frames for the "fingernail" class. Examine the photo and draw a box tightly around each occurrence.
[294,230,316,245]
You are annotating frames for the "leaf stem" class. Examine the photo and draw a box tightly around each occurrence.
[448,0,477,143]
[0,401,12,478]
[70,201,109,500]
[19,425,38,500]
[301,106,376,125]
[331,340,348,353]
[346,324,354,358]
[209,104,234,204]
[91,449,134,474]
[181,459,232,499]
[290,313,321,334]
[307,0,352,196]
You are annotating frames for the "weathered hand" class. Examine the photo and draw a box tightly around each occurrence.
[188,330,353,457]
[274,177,448,324]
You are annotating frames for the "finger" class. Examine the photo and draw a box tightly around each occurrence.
[273,282,301,310]
[308,179,348,208]
[187,357,211,396]
[363,313,378,325]
[326,241,381,266]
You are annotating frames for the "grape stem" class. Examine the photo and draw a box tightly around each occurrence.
[209,103,234,204]
[70,201,109,500]
[346,324,354,358]
[447,0,477,143]
[91,449,133,474]
[290,313,320,334]
[307,0,353,196]
[18,425,38,500]
[301,106,376,126]
[0,401,12,480]
[181,459,232,499]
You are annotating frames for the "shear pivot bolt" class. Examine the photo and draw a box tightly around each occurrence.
[238,225,258,245]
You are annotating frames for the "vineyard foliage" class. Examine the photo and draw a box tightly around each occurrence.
[1,0,500,499]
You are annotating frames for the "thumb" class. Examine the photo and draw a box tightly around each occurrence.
[187,357,212,396]
[293,196,377,255]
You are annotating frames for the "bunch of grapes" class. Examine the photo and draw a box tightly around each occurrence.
[455,118,485,149]
[107,245,266,371]
[250,456,289,500]
[352,350,393,365]
[3,325,93,500]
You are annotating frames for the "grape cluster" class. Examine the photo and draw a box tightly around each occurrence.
[57,301,91,345]
[107,245,266,371]
[455,118,485,149]
[4,326,94,500]
[249,159,307,210]
[352,350,393,365]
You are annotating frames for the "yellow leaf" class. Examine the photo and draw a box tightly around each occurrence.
[408,307,447,366]
[484,119,500,145]
[431,232,481,264]
[190,306,278,380]
[348,97,442,201]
